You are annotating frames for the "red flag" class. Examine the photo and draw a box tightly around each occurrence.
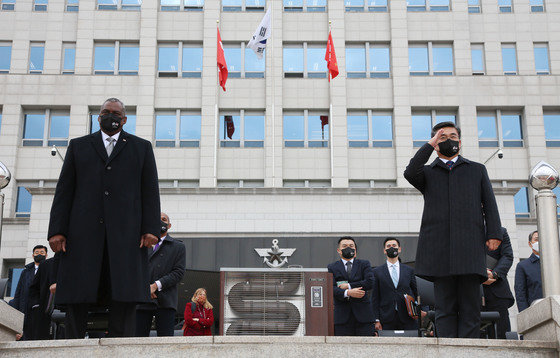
[320,115,329,129]
[325,31,339,82]
[217,27,228,91]
[225,115,235,139]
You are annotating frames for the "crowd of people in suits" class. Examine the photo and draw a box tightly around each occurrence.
[6,101,545,340]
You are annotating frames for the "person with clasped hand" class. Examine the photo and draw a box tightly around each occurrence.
[404,121,502,338]
[47,98,161,338]
[327,236,375,336]
[183,288,214,336]
[515,231,543,312]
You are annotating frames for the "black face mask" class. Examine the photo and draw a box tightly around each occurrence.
[33,254,46,264]
[341,247,355,259]
[438,139,460,157]
[386,247,399,259]
[160,220,169,234]
[99,113,123,133]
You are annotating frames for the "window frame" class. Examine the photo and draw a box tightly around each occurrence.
[514,186,530,218]
[346,43,391,79]
[15,186,32,218]
[501,43,518,75]
[97,0,141,11]
[29,42,45,74]
[468,0,481,13]
[477,109,524,148]
[347,110,393,148]
[283,42,327,79]
[157,42,203,78]
[530,0,544,12]
[94,41,140,76]
[219,110,265,148]
[283,0,327,12]
[1,0,15,10]
[471,43,485,75]
[409,42,454,76]
[222,0,265,12]
[543,110,560,147]
[498,0,512,13]
[22,108,70,147]
[61,42,76,74]
[534,42,550,75]
[160,0,204,11]
[33,0,47,11]
[66,0,78,11]
[407,0,426,12]
[0,41,12,73]
[283,110,329,148]
[411,109,457,147]
[223,42,265,79]
[154,109,201,148]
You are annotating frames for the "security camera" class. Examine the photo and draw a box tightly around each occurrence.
[497,149,503,159]
[51,145,57,156]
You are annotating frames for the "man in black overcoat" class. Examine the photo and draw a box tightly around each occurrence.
[136,212,186,337]
[27,254,60,340]
[47,98,161,338]
[482,227,515,339]
[404,121,502,338]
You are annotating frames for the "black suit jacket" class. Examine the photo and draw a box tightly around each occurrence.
[48,130,161,304]
[483,227,514,307]
[28,255,59,313]
[138,235,186,311]
[404,144,502,281]
[372,262,417,325]
[514,253,543,312]
[327,258,374,325]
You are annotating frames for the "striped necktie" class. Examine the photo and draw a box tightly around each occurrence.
[446,160,454,170]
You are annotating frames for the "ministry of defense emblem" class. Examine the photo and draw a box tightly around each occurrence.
[254,239,296,268]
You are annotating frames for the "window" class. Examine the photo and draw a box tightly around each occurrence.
[23,109,70,146]
[0,109,2,134]
[219,111,264,148]
[345,0,386,11]
[62,43,76,74]
[530,0,544,12]
[29,42,44,74]
[428,0,449,11]
[543,111,560,147]
[0,42,11,73]
[284,110,329,148]
[33,0,47,11]
[514,187,530,218]
[477,109,523,147]
[224,43,265,78]
[155,110,201,147]
[471,43,485,75]
[412,109,456,147]
[553,187,560,215]
[94,42,139,75]
[97,0,141,10]
[468,0,480,13]
[158,43,203,78]
[534,43,550,75]
[283,43,326,78]
[1,0,15,10]
[347,111,393,147]
[283,0,326,11]
[90,110,136,134]
[407,0,448,11]
[346,44,390,78]
[161,0,203,11]
[501,43,517,75]
[223,0,264,11]
[498,0,512,13]
[66,0,78,11]
[409,43,453,76]
[407,0,425,11]
[15,186,32,217]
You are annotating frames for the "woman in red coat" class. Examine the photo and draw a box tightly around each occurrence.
[183,288,214,336]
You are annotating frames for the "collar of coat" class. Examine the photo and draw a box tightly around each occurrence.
[429,155,470,170]
[530,253,540,263]
[90,130,130,164]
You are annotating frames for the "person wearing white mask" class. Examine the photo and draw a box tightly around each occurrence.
[514,231,543,312]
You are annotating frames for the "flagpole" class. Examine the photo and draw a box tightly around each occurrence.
[214,19,220,185]
[328,21,334,181]
[270,5,276,187]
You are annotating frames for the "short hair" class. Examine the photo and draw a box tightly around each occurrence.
[102,97,126,115]
[528,230,538,242]
[383,237,400,248]
[431,121,461,138]
[32,245,48,253]
[338,236,357,249]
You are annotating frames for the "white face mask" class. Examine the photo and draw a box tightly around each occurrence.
[531,242,539,253]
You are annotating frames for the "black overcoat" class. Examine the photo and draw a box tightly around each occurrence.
[404,143,502,281]
[48,130,161,304]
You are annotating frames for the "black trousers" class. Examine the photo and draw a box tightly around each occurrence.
[65,238,137,339]
[135,308,176,337]
[29,308,52,340]
[381,312,418,331]
[334,314,373,336]
[482,290,511,339]
[434,275,481,338]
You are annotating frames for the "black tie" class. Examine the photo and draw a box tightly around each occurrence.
[346,261,352,276]
[446,160,454,170]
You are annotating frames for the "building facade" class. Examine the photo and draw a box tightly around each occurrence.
[0,0,559,330]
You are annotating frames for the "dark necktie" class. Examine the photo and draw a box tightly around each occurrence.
[346,261,352,276]
[446,160,454,170]
[153,242,161,252]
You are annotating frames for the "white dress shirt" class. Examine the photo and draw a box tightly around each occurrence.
[154,235,167,291]
[439,156,458,164]
[341,258,355,298]
[34,264,39,275]
[101,130,120,149]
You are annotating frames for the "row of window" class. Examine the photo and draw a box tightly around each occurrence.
[514,186,560,218]
[0,41,551,77]
[7,107,560,149]
[0,0,547,13]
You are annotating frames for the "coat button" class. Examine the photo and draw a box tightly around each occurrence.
[107,166,111,170]
[104,191,109,196]
[99,218,104,224]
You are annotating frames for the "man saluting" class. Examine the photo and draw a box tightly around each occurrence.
[48,98,161,338]
[404,121,502,338]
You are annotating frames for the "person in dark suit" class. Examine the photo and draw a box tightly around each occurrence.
[515,231,542,312]
[404,121,502,338]
[373,238,418,331]
[9,245,48,340]
[27,254,60,340]
[482,227,515,339]
[136,212,186,337]
[327,236,375,336]
[47,98,161,339]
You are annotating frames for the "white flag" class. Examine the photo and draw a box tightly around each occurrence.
[247,8,271,59]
